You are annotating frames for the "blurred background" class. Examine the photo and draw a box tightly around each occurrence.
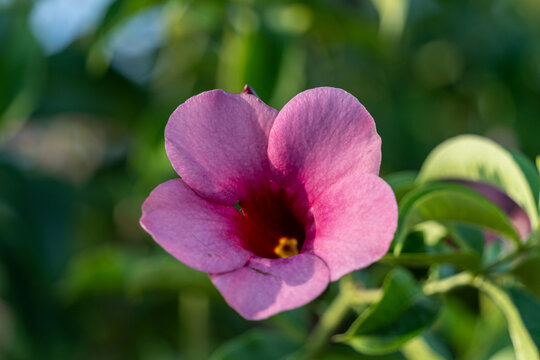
[0,0,539,359]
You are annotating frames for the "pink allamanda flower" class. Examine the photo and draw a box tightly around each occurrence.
[140,86,398,320]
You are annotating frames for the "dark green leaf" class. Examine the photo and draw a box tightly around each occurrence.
[450,224,485,254]
[513,252,540,300]
[209,329,299,360]
[381,253,481,272]
[337,268,440,354]
[509,288,540,351]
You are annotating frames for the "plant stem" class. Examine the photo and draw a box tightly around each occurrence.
[483,242,535,273]
[423,272,475,295]
[300,289,351,358]
[291,276,381,360]
[294,271,477,360]
[178,292,210,360]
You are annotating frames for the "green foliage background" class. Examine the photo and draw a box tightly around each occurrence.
[0,0,539,359]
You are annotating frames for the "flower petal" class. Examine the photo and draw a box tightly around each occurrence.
[267,87,381,199]
[165,90,278,204]
[140,179,250,273]
[306,173,397,281]
[210,253,330,320]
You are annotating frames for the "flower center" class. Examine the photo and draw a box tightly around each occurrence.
[274,237,299,258]
[235,188,306,259]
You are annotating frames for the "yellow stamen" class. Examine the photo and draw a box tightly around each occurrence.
[274,237,299,258]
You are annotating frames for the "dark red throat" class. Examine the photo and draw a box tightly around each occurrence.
[235,188,306,259]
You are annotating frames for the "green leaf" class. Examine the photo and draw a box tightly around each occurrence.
[209,329,299,360]
[450,224,485,254]
[381,253,481,272]
[509,288,540,351]
[537,155,540,219]
[477,281,540,360]
[394,183,520,255]
[401,336,447,360]
[384,171,418,202]
[508,150,540,218]
[337,268,440,354]
[417,135,539,229]
[513,252,540,300]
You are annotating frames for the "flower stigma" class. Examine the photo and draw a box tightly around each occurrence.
[274,237,299,258]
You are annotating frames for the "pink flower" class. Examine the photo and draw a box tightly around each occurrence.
[140,86,398,320]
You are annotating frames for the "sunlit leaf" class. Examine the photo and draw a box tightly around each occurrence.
[509,288,540,351]
[370,0,409,41]
[400,335,446,360]
[490,347,518,360]
[394,183,520,255]
[336,268,440,354]
[417,135,539,229]
[477,281,540,360]
[415,221,447,247]
[508,150,540,219]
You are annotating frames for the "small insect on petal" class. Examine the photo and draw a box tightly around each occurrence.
[274,237,299,258]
